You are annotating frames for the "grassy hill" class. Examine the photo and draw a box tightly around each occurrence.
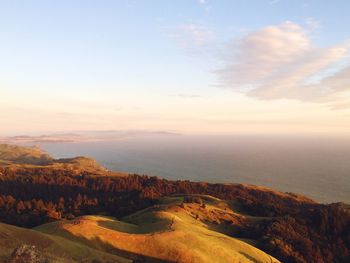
[0,143,126,176]
[0,193,280,262]
[35,195,280,263]
[0,144,53,165]
[0,221,130,263]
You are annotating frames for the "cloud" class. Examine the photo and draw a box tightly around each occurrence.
[269,0,281,4]
[167,24,215,48]
[215,21,350,106]
[329,101,350,111]
[305,17,321,31]
[174,94,204,99]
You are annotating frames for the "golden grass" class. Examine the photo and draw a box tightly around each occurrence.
[37,194,281,263]
[0,222,130,263]
[0,143,127,176]
[0,144,53,164]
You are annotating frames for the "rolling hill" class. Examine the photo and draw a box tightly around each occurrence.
[35,195,280,263]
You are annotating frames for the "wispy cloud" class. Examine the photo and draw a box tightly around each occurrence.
[166,23,215,48]
[329,101,350,111]
[196,0,211,11]
[173,94,204,99]
[269,0,281,5]
[215,21,350,107]
[305,17,321,31]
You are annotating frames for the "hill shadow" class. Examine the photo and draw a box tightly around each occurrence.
[90,235,175,263]
[239,251,260,263]
[59,227,175,263]
[96,215,172,235]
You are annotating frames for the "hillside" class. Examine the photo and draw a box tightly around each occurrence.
[0,144,53,165]
[0,144,349,263]
[36,195,280,263]
[0,194,279,263]
[0,221,130,263]
[0,143,119,176]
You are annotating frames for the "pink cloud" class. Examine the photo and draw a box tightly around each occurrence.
[216,21,350,106]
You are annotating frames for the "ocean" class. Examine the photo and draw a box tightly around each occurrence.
[37,135,350,204]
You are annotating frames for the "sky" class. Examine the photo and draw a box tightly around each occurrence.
[1,0,350,136]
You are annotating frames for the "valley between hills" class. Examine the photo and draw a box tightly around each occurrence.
[0,144,349,263]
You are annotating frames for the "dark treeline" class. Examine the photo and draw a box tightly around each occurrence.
[0,165,349,263]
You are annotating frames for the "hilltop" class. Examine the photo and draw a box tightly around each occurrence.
[0,143,124,176]
[0,144,53,165]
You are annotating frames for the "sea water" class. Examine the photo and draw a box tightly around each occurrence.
[38,135,350,204]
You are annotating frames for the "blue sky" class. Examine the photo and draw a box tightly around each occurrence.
[1,0,350,135]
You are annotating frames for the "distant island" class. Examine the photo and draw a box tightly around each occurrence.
[0,130,180,144]
[0,144,349,263]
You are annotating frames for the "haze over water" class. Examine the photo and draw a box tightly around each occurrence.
[39,135,350,204]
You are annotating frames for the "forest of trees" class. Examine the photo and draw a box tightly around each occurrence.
[0,165,349,263]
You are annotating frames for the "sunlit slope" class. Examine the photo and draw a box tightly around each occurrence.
[0,221,130,263]
[37,195,280,263]
[0,143,128,176]
[0,144,53,165]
